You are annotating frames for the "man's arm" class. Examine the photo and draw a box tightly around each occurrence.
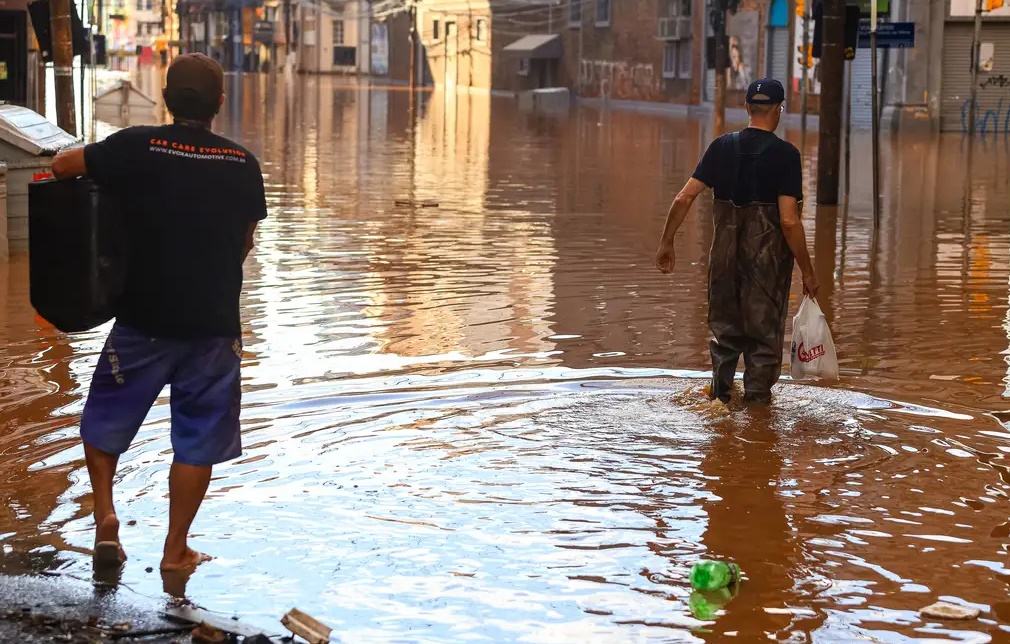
[242,222,258,262]
[655,177,707,274]
[778,195,818,297]
[51,147,87,180]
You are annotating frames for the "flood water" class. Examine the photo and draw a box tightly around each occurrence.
[3,73,1010,641]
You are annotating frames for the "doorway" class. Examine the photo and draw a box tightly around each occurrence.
[0,11,27,105]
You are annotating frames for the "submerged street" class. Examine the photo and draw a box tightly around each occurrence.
[3,74,1010,641]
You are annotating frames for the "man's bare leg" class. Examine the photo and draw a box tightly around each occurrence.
[161,462,213,571]
[84,442,126,563]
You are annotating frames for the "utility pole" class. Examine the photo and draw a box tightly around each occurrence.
[815,0,844,205]
[711,1,727,134]
[968,0,984,136]
[870,0,881,225]
[51,0,77,135]
[800,5,810,151]
[284,0,292,61]
[844,58,852,196]
[408,1,416,91]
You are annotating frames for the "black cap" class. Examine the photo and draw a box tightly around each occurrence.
[164,53,224,119]
[745,78,785,105]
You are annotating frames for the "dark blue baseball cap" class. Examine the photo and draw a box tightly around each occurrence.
[746,78,785,105]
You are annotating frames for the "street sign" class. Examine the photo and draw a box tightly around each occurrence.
[254,20,274,44]
[857,21,915,48]
[850,0,890,14]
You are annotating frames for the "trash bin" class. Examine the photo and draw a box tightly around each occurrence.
[29,177,126,333]
[0,164,8,262]
[0,104,77,251]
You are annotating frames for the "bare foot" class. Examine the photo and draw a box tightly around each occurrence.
[93,514,127,567]
[160,547,211,572]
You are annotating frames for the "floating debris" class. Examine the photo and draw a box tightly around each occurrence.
[920,601,980,620]
[393,199,439,208]
[192,622,226,643]
[281,608,332,644]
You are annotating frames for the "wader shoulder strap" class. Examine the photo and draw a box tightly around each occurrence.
[731,131,777,206]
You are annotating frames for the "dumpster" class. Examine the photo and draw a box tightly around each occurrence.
[29,178,126,333]
[0,104,76,252]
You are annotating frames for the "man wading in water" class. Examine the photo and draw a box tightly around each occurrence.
[654,78,818,405]
[52,54,267,573]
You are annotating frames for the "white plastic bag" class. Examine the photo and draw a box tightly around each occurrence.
[789,296,839,381]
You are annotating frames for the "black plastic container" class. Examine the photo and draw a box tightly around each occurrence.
[29,178,126,333]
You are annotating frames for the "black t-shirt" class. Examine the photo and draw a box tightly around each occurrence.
[692,128,803,205]
[84,123,267,339]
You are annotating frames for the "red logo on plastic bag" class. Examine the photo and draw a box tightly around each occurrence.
[797,342,825,363]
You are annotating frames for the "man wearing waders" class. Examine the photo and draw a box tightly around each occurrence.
[655,78,818,404]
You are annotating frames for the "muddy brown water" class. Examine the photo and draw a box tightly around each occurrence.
[3,74,1010,641]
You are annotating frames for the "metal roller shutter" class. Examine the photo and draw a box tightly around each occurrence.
[769,26,788,84]
[849,51,873,128]
[940,22,1010,133]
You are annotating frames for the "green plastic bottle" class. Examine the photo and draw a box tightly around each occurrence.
[689,560,741,591]
[689,588,734,620]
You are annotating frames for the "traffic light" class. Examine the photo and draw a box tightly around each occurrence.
[797,43,813,69]
[986,0,1004,11]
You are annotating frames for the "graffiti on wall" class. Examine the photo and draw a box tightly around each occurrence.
[960,97,1010,135]
[960,76,1010,133]
[580,59,660,101]
[980,74,1010,89]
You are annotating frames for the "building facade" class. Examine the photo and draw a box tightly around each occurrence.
[296,0,371,74]
[385,0,794,107]
[940,0,1010,132]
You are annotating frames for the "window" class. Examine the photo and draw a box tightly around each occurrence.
[663,43,676,78]
[433,19,440,40]
[664,0,690,16]
[663,41,692,79]
[518,57,530,76]
[595,0,610,25]
[678,40,691,78]
[475,18,487,42]
[333,45,356,66]
[333,19,344,45]
[568,0,582,27]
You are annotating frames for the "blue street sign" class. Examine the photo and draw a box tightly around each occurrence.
[857,21,915,48]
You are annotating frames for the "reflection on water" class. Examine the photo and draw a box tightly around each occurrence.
[3,74,1010,640]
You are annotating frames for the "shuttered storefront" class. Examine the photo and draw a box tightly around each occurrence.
[768,26,788,84]
[849,51,873,128]
[940,22,1010,132]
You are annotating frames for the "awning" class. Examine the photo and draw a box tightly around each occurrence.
[503,34,562,59]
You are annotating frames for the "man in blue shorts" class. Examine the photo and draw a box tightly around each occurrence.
[52,53,267,572]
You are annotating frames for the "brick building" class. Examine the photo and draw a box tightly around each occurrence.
[383,0,807,110]
[562,0,704,104]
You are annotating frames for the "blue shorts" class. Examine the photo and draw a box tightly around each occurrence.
[80,323,243,467]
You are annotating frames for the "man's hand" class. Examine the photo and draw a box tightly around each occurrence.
[51,147,87,180]
[802,272,819,298]
[655,245,676,274]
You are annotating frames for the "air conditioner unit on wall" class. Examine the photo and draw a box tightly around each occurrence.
[658,16,679,40]
[675,16,692,39]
